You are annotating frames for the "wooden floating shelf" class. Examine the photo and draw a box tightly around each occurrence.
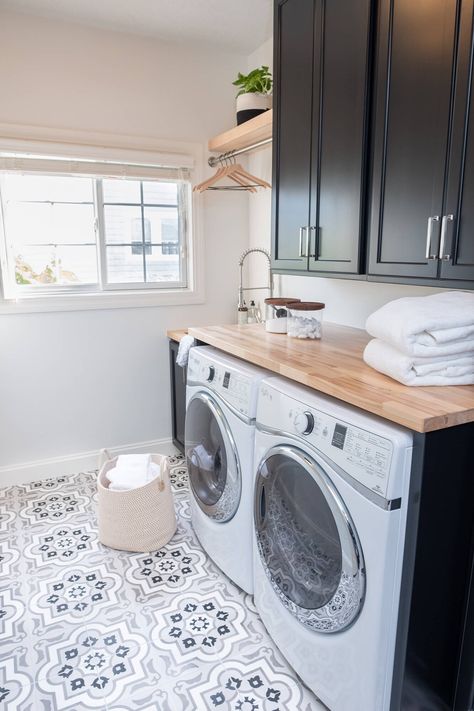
[208,109,273,154]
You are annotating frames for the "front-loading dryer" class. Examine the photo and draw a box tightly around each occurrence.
[185,346,267,594]
[253,376,413,711]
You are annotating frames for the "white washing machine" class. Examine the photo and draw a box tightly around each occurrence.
[185,346,268,594]
[253,377,413,711]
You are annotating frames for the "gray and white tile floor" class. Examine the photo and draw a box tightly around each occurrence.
[0,454,323,710]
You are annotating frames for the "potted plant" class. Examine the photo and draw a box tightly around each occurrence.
[232,65,273,125]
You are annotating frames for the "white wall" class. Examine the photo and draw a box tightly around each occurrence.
[245,38,449,328]
[0,11,249,478]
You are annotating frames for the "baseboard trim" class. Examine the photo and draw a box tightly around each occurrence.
[0,438,177,488]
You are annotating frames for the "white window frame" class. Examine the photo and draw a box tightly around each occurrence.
[0,129,205,314]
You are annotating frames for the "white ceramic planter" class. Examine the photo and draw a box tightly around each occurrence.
[236,92,272,125]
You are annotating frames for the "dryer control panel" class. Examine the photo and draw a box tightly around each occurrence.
[257,381,412,499]
[187,348,256,418]
[291,406,392,497]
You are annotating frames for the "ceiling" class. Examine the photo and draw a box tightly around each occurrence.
[0,0,273,53]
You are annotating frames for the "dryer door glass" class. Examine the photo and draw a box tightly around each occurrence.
[185,392,241,522]
[255,446,365,633]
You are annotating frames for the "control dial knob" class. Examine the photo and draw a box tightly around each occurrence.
[294,411,314,435]
[206,365,216,382]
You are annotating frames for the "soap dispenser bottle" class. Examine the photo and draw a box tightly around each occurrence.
[247,300,257,324]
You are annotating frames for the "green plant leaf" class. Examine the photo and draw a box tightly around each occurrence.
[232,65,273,96]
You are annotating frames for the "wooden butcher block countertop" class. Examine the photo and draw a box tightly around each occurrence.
[186,323,474,433]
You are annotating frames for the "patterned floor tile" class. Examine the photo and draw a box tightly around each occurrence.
[23,521,100,568]
[0,503,16,536]
[124,534,210,602]
[19,491,93,529]
[0,455,322,710]
[29,564,124,628]
[0,539,21,582]
[152,589,247,664]
[174,491,191,521]
[0,587,25,645]
[189,657,318,710]
[0,657,35,710]
[36,621,148,709]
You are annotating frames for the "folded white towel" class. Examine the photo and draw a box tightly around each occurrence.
[363,339,474,386]
[176,334,195,368]
[366,291,474,357]
[107,461,161,491]
[114,454,151,471]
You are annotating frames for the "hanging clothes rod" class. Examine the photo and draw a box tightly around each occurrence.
[208,138,272,168]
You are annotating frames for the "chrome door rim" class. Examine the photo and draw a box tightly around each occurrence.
[186,390,241,522]
[255,444,366,633]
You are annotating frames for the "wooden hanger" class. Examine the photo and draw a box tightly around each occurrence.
[193,155,270,193]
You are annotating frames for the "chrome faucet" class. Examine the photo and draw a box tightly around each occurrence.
[238,247,273,308]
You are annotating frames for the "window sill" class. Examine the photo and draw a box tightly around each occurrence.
[0,287,205,314]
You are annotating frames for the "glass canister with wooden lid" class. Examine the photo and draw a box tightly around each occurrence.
[287,302,325,339]
[264,297,301,333]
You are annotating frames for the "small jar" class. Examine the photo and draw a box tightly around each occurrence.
[237,304,248,325]
[287,302,325,339]
[264,298,301,333]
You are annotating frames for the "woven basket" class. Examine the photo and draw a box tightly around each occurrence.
[97,450,177,553]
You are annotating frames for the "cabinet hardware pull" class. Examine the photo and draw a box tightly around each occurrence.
[439,214,454,261]
[425,216,440,260]
[299,227,307,258]
[308,226,319,259]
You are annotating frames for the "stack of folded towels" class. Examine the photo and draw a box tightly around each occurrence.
[106,454,161,491]
[363,291,474,386]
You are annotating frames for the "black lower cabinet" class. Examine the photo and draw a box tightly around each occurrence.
[168,339,186,454]
[391,423,474,711]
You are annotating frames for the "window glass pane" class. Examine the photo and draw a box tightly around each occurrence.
[142,181,178,205]
[103,205,143,245]
[144,206,179,243]
[105,245,145,283]
[2,174,93,203]
[15,245,97,286]
[146,245,180,283]
[1,174,98,288]
[5,203,96,247]
[102,179,141,204]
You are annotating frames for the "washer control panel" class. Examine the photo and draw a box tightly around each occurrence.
[258,383,398,498]
[291,405,392,497]
[188,350,253,417]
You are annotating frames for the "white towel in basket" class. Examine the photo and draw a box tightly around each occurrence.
[107,456,161,491]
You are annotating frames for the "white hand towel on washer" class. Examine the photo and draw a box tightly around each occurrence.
[366,291,474,357]
[363,339,474,386]
[176,334,195,367]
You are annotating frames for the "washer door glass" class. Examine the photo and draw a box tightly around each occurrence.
[255,446,365,633]
[185,392,241,522]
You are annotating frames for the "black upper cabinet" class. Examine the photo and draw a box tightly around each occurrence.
[440,0,474,282]
[368,0,458,280]
[272,0,371,275]
[271,0,315,272]
[369,0,474,286]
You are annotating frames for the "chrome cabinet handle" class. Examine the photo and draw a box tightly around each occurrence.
[308,226,319,259]
[425,216,440,260]
[299,227,307,257]
[298,226,312,258]
[439,214,454,261]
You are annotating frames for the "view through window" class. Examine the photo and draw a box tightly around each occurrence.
[0,173,190,296]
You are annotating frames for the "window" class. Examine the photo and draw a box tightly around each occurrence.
[0,168,191,299]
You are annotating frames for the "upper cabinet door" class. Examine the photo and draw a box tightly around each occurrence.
[368,0,458,280]
[271,0,315,271]
[308,0,371,274]
[440,0,474,283]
